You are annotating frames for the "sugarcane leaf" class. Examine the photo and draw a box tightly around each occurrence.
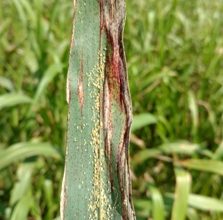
[10,164,33,205]
[150,186,165,220]
[0,93,31,110]
[178,159,223,176]
[33,63,63,104]
[188,194,223,212]
[0,76,14,91]
[133,141,199,165]
[171,169,191,220]
[10,190,33,220]
[132,113,157,131]
[166,193,223,213]
[0,142,61,170]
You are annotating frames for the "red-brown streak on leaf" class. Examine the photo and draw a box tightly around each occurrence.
[100,0,135,219]
[102,0,127,110]
[116,113,133,219]
[99,0,105,40]
[77,58,84,113]
[99,0,116,196]
[62,176,67,220]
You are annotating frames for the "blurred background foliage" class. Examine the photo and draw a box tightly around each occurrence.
[0,0,223,219]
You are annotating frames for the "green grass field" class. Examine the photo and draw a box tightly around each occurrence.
[0,0,223,219]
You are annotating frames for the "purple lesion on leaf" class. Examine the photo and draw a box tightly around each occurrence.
[101,0,128,110]
[99,0,135,219]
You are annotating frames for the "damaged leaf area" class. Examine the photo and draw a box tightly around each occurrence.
[61,1,135,219]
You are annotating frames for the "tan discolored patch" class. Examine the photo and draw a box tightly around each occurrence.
[77,59,84,111]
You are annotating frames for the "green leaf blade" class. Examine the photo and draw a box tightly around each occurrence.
[171,169,191,220]
[0,93,31,110]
